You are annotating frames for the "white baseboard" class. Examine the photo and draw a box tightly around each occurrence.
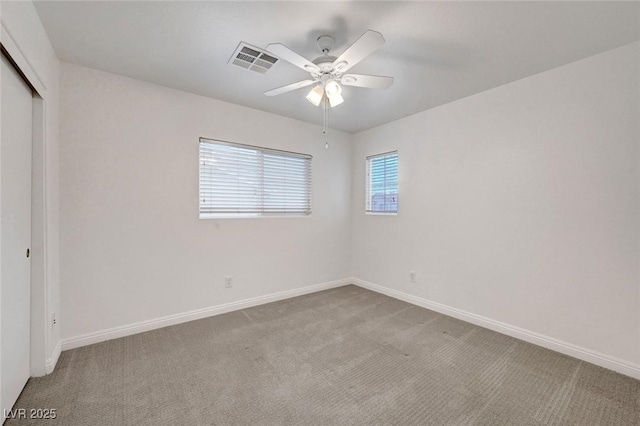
[352,278,640,380]
[61,278,352,351]
[45,340,61,374]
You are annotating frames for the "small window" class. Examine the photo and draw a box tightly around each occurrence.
[199,138,312,218]
[366,151,398,214]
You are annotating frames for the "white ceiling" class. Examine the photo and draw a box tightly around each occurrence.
[34,1,640,133]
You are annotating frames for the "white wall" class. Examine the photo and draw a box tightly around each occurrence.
[59,63,352,341]
[351,42,640,366]
[1,1,61,374]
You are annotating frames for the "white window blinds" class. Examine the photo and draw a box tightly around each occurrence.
[366,151,398,214]
[199,138,312,217]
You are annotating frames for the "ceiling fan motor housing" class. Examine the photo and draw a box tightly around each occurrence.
[312,35,340,75]
[312,55,338,74]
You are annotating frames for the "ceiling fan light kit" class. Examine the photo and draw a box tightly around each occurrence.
[262,29,394,137]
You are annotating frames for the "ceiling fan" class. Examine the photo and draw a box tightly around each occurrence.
[264,30,394,108]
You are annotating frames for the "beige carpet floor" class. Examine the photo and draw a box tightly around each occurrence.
[7,285,640,425]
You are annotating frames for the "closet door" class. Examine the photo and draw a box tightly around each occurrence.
[1,52,33,418]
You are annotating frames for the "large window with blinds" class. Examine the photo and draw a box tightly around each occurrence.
[199,138,312,218]
[366,151,398,214]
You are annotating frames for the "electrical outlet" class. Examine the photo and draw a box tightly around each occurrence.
[410,271,416,283]
[51,313,57,327]
[225,276,233,288]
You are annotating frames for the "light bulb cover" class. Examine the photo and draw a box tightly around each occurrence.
[328,92,344,107]
[325,80,342,96]
[306,85,324,106]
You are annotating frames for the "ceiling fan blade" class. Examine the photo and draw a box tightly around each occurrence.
[341,74,393,89]
[264,80,315,96]
[332,30,385,73]
[266,43,320,73]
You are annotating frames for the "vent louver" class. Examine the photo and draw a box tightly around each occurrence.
[229,42,278,74]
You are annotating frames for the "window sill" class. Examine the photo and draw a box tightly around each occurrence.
[199,213,311,220]
[365,212,398,216]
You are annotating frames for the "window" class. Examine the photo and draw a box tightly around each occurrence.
[199,138,312,218]
[366,151,398,214]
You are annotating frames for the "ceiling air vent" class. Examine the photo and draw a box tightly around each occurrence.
[229,42,278,74]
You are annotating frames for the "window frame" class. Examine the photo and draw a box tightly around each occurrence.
[199,137,312,219]
[365,150,398,216]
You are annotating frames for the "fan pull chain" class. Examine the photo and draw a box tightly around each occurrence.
[323,97,329,149]
[322,97,327,134]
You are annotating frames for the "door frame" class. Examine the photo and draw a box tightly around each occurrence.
[1,23,52,378]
